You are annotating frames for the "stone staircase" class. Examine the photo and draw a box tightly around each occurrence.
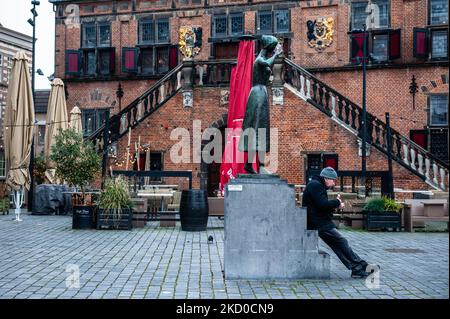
[87,63,184,148]
[284,58,448,191]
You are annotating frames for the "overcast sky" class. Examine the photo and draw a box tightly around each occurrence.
[0,0,55,89]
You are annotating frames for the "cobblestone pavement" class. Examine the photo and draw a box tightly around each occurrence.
[0,213,448,299]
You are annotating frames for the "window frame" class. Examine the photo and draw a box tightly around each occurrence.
[82,23,97,48]
[428,0,449,26]
[257,11,273,34]
[229,12,244,36]
[139,18,155,44]
[213,14,229,38]
[139,18,171,45]
[428,94,449,127]
[156,18,170,43]
[430,28,448,60]
[370,32,389,62]
[274,9,290,34]
[97,22,112,48]
[81,108,108,137]
[350,0,391,32]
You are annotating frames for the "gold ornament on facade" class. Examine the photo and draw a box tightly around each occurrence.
[307,17,334,52]
[179,27,202,58]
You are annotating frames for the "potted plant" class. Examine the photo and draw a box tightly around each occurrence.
[33,155,47,185]
[96,176,134,230]
[50,128,101,229]
[363,197,402,231]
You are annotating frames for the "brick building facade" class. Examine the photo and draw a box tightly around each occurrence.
[49,0,449,195]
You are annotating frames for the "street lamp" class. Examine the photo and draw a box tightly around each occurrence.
[361,24,368,196]
[28,0,40,212]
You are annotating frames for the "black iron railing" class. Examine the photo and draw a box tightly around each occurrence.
[284,58,448,190]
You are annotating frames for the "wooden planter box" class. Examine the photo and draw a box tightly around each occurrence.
[72,205,95,229]
[96,208,133,230]
[364,210,401,231]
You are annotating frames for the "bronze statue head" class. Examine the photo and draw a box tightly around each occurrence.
[261,35,278,53]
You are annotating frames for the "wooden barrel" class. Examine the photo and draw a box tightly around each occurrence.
[180,189,208,231]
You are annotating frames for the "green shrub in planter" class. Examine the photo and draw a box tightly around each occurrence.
[50,128,101,229]
[50,128,101,203]
[363,197,385,213]
[96,176,134,230]
[363,197,402,213]
[363,197,402,231]
[384,197,403,213]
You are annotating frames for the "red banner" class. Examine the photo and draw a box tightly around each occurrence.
[219,40,257,194]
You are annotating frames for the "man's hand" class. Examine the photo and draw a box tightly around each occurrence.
[337,194,345,209]
[274,43,283,56]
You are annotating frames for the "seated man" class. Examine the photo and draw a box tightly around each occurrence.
[302,167,371,278]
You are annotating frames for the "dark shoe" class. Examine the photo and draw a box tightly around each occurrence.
[360,260,369,271]
[351,269,371,278]
[244,163,257,174]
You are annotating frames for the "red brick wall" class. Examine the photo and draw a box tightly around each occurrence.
[53,0,447,192]
[96,84,437,191]
[54,0,441,78]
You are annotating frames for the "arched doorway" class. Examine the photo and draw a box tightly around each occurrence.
[200,113,228,195]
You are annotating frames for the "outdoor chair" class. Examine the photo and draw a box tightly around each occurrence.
[167,191,182,211]
[0,197,9,215]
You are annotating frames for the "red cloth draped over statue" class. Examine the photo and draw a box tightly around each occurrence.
[219,39,257,194]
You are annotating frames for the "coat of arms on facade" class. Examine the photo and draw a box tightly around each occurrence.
[179,27,203,58]
[307,17,334,52]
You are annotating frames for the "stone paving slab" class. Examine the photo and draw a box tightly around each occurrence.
[0,213,448,299]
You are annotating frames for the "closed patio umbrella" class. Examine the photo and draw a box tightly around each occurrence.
[44,78,69,184]
[3,51,35,221]
[69,106,82,134]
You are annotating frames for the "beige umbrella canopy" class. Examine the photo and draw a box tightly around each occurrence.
[3,50,35,221]
[69,106,83,134]
[44,78,69,184]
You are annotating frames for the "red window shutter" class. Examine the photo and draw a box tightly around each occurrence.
[410,130,428,150]
[122,47,138,73]
[413,28,429,59]
[139,153,146,171]
[350,32,368,64]
[389,29,401,60]
[65,50,81,75]
[169,45,178,70]
[323,154,339,171]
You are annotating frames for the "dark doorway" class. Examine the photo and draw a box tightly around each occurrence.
[207,126,226,197]
[305,153,339,183]
[213,42,239,59]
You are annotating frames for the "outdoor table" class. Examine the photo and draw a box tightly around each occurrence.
[143,185,178,190]
[137,192,174,211]
[421,200,447,217]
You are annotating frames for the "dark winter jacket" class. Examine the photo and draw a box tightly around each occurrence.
[302,175,340,231]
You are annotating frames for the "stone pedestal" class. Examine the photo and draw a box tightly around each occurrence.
[224,175,330,279]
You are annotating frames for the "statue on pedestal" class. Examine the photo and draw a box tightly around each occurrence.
[238,35,283,174]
